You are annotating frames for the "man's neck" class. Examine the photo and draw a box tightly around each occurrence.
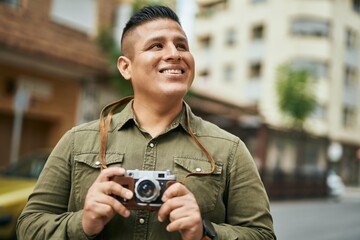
[132,97,183,138]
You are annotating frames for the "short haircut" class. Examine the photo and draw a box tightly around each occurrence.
[120,5,181,53]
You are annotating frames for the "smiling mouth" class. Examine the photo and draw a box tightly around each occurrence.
[160,69,184,74]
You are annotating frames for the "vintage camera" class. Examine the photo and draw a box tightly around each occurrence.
[112,169,176,211]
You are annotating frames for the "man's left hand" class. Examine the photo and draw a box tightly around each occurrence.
[158,182,203,240]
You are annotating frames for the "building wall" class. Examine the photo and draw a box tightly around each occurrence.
[192,0,360,145]
[0,0,120,166]
[0,66,81,166]
[192,0,360,187]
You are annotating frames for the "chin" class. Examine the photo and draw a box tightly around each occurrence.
[159,89,187,100]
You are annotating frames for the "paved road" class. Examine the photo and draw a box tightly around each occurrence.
[271,195,360,240]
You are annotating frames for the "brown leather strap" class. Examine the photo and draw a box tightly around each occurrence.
[99,96,134,170]
[184,105,216,180]
[99,96,216,179]
[201,237,212,240]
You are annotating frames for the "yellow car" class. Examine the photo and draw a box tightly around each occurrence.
[0,150,50,240]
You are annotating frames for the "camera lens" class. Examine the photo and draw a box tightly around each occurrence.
[135,178,161,203]
[138,180,155,197]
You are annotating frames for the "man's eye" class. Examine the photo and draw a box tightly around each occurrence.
[176,44,187,50]
[151,44,163,49]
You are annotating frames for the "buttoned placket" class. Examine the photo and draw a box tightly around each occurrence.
[133,210,150,240]
[133,140,157,240]
[131,119,180,240]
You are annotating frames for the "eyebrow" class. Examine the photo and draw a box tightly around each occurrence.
[144,35,188,46]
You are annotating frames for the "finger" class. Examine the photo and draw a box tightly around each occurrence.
[158,197,182,222]
[166,214,202,232]
[167,196,199,222]
[89,181,133,214]
[82,201,115,236]
[95,167,126,182]
[84,198,115,221]
[168,206,188,222]
[158,191,197,223]
[92,191,131,218]
[98,180,133,200]
[161,182,188,202]
[101,194,131,218]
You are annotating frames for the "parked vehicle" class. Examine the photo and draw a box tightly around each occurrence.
[0,150,50,240]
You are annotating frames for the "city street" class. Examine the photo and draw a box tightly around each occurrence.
[271,189,360,240]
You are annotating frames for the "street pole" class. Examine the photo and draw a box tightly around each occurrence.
[9,88,29,165]
[357,148,360,186]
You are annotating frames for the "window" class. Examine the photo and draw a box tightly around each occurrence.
[0,0,20,7]
[225,28,236,46]
[51,0,97,34]
[291,18,330,37]
[311,104,327,121]
[345,28,358,49]
[198,35,212,49]
[353,0,360,13]
[343,66,358,108]
[342,106,357,129]
[224,65,234,82]
[291,60,328,79]
[252,24,265,40]
[344,66,358,87]
[249,62,262,78]
[198,69,210,82]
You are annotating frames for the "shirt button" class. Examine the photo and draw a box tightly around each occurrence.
[139,218,145,224]
[95,161,100,166]
[195,167,202,172]
[149,142,155,148]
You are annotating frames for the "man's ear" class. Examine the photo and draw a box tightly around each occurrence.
[117,56,131,80]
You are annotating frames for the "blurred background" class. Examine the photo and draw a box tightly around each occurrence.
[0,0,359,239]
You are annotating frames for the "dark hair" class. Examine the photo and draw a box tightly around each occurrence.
[121,5,181,48]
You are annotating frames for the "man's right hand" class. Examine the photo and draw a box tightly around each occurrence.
[82,167,133,237]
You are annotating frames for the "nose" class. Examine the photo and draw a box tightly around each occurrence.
[165,44,181,61]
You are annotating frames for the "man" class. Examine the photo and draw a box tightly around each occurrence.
[17,6,276,240]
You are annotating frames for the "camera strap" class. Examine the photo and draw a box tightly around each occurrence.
[99,96,216,179]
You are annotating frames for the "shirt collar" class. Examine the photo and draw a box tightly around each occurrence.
[110,99,197,135]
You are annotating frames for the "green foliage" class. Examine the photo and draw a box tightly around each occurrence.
[276,64,317,128]
[97,26,133,97]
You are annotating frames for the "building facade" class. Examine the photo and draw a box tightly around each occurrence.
[0,0,122,166]
[191,0,360,197]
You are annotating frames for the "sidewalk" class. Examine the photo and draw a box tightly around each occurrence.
[343,187,360,200]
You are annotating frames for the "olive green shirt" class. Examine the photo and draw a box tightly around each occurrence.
[17,101,276,240]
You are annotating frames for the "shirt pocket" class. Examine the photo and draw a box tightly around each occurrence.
[73,153,124,208]
[173,157,223,213]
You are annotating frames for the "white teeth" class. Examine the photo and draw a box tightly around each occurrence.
[163,69,182,74]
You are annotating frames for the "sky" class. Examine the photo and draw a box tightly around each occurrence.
[176,0,197,46]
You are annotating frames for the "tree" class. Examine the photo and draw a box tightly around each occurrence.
[276,64,317,129]
[97,26,133,97]
[275,65,318,188]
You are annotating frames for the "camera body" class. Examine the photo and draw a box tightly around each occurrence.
[113,169,176,211]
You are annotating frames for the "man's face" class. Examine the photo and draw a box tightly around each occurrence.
[118,18,195,101]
